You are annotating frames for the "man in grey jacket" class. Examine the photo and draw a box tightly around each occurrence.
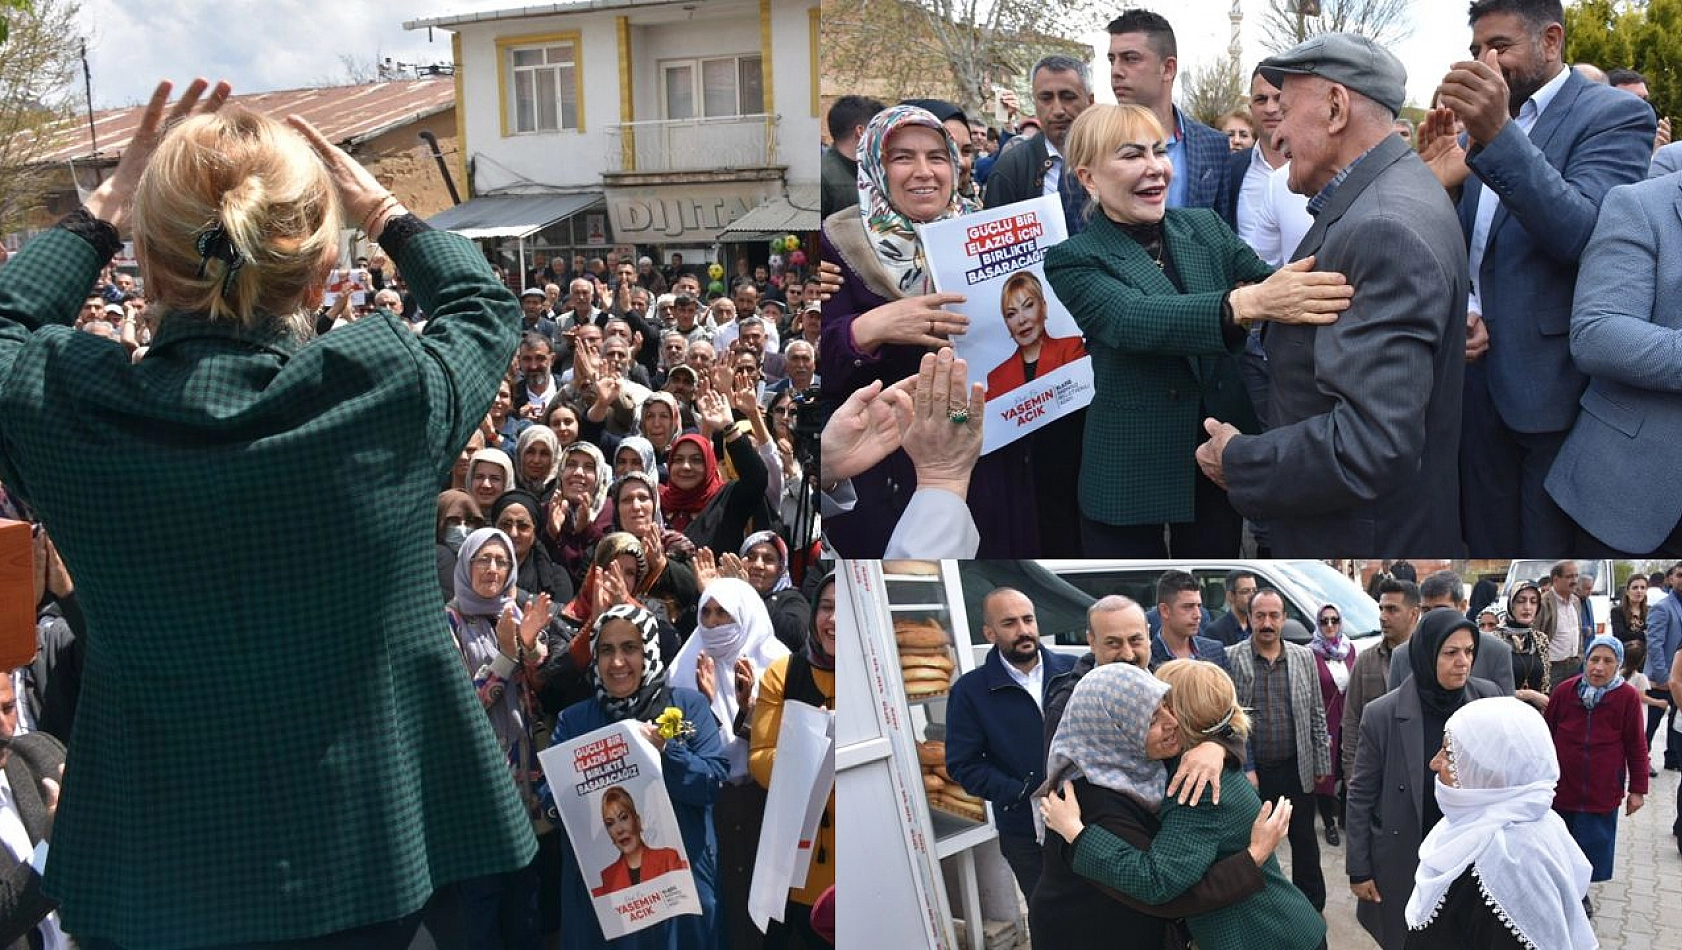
[1223,589,1329,910]
[1197,33,1468,555]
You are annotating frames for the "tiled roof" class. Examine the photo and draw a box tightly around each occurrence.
[26,78,456,166]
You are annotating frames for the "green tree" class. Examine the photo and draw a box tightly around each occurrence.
[1565,0,1682,125]
[0,0,80,234]
[1,0,31,44]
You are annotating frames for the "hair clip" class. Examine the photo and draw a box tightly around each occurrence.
[195,225,245,299]
[1199,706,1238,737]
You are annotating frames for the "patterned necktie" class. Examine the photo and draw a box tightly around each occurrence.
[1056,157,1087,235]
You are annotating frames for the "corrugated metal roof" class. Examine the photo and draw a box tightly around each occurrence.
[715,183,819,240]
[426,192,603,239]
[27,79,456,166]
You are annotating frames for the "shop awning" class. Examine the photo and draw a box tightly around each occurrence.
[715,184,819,241]
[426,192,602,240]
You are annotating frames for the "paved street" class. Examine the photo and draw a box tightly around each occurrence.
[983,727,1682,949]
[1297,724,1682,949]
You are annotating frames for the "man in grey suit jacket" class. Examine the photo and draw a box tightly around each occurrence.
[1198,34,1467,555]
[1545,172,1682,555]
[1441,0,1655,554]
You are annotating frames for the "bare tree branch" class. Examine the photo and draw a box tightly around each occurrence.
[821,0,1102,120]
[0,0,81,233]
[1257,0,1415,55]
[1182,52,1246,125]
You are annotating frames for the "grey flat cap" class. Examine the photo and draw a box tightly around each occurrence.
[1260,32,1408,116]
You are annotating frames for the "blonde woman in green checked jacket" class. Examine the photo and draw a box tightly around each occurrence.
[1043,659,1327,950]
[0,81,535,948]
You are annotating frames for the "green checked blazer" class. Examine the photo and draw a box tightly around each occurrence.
[1070,766,1328,950]
[0,217,537,947]
[1044,208,1270,527]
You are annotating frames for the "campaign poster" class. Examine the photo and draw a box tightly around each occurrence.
[323,267,372,307]
[918,195,1095,455]
[538,721,704,938]
[748,700,835,932]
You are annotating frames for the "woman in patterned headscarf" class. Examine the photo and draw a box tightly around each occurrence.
[738,530,810,654]
[817,104,1037,557]
[547,603,729,949]
[1033,660,1311,950]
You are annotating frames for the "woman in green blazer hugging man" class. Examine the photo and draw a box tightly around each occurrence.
[1043,103,1354,556]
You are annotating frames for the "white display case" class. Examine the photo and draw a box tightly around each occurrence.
[836,559,993,950]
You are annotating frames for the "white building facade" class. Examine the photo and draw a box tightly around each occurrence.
[407,0,818,260]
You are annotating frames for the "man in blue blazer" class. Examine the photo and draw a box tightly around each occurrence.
[1436,0,1655,554]
[945,588,1076,905]
[1545,172,1682,556]
[1105,9,1231,220]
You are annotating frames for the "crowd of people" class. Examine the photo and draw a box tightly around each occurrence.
[817,0,1682,560]
[0,79,835,950]
[934,561,1679,949]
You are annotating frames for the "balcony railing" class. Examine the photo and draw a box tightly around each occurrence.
[605,114,779,173]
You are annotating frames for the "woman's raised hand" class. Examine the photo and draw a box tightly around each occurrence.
[496,604,520,657]
[1247,797,1293,866]
[86,79,232,231]
[287,112,403,237]
[852,293,970,354]
[1232,256,1353,326]
[519,593,552,653]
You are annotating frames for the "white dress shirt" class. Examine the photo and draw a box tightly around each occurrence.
[1467,64,1572,314]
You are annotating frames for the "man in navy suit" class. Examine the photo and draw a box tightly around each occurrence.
[1106,9,1231,219]
[1430,0,1655,554]
[945,588,1077,905]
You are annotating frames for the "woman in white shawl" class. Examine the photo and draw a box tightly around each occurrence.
[1404,696,1597,949]
[670,577,791,780]
[668,576,791,949]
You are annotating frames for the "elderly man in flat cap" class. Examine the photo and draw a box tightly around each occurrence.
[1196,33,1468,556]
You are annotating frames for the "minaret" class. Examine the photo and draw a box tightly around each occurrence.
[1228,0,1244,65]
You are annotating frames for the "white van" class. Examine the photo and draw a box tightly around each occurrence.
[1500,559,1615,638]
[1036,559,1384,657]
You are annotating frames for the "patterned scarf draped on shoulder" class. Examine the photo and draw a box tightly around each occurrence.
[856,104,981,296]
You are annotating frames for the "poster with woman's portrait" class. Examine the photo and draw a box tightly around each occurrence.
[538,721,703,938]
[918,195,1095,454]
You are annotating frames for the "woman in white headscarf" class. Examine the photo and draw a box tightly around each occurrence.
[1404,695,1597,949]
[669,577,791,949]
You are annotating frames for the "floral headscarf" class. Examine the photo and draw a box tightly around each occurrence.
[856,104,980,295]
[740,530,792,594]
[560,441,612,520]
[637,392,685,452]
[1578,634,1625,709]
[1309,603,1351,662]
[513,425,560,494]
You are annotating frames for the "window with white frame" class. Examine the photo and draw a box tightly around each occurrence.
[661,54,764,120]
[508,40,579,133]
